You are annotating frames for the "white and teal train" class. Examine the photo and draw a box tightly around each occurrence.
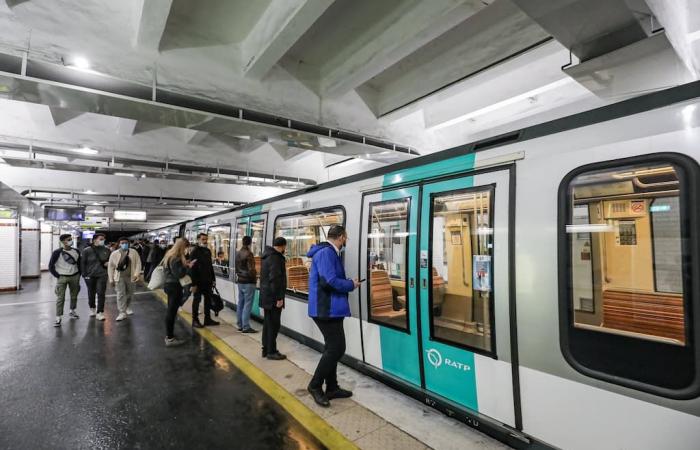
[140,81,700,450]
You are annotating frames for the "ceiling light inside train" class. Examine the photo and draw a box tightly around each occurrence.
[71,56,90,70]
[71,146,98,155]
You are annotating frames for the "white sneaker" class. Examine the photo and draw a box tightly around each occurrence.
[89,308,96,317]
[96,312,105,321]
[116,312,127,321]
[54,317,62,327]
[69,310,79,319]
[126,308,134,316]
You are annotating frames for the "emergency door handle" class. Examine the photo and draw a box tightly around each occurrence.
[409,278,415,288]
[422,278,427,289]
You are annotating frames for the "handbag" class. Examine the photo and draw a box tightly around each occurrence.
[211,286,224,316]
[147,264,165,290]
[179,274,192,287]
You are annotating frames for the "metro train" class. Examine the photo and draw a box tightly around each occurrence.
[139,81,700,450]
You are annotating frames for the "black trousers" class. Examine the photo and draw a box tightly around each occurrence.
[85,275,107,313]
[164,282,183,339]
[192,284,212,320]
[262,307,282,355]
[309,318,345,390]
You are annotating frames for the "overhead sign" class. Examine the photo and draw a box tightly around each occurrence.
[113,210,147,222]
[44,206,85,221]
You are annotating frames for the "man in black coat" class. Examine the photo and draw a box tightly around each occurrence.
[260,237,287,360]
[189,233,218,328]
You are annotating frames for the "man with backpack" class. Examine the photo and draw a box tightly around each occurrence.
[80,233,110,321]
[49,233,81,327]
[108,237,142,322]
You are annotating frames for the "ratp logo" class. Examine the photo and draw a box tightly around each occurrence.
[426,348,443,368]
[425,348,471,372]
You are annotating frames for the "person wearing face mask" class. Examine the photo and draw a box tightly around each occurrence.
[48,234,82,327]
[80,233,110,321]
[305,225,360,407]
[188,233,218,328]
[108,237,142,322]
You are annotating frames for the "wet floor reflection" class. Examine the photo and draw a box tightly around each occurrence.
[0,275,324,450]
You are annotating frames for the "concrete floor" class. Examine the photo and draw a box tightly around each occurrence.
[0,273,321,450]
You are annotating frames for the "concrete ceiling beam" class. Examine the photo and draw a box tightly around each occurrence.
[645,0,700,77]
[132,0,174,50]
[317,0,487,97]
[242,0,335,80]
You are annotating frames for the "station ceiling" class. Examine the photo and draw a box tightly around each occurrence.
[0,0,697,231]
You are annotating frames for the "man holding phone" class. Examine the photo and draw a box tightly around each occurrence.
[306,225,360,407]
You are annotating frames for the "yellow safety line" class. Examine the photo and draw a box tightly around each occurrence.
[153,290,357,450]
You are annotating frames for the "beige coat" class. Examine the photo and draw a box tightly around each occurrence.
[108,248,142,283]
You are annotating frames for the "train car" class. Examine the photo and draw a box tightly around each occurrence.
[163,81,700,450]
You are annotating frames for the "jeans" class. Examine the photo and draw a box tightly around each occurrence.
[309,318,345,391]
[164,282,182,338]
[262,307,282,355]
[237,283,256,330]
[85,275,107,313]
[115,277,135,314]
[55,274,80,316]
[192,284,213,321]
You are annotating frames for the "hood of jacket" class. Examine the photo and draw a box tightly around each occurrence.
[307,242,333,258]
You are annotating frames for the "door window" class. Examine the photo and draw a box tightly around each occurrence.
[430,187,494,353]
[367,198,410,330]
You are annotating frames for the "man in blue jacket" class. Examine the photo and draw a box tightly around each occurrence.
[306,225,360,407]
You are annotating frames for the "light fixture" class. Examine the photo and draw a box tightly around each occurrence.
[87,209,102,214]
[114,172,135,177]
[72,56,90,70]
[71,146,99,155]
[85,190,96,194]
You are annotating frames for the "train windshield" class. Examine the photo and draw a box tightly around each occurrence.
[567,162,686,345]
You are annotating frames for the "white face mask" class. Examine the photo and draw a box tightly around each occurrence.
[64,240,73,247]
[94,240,104,247]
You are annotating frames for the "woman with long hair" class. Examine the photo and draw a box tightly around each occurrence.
[162,237,195,347]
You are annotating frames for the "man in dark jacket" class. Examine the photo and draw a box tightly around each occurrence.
[306,225,360,407]
[80,233,110,321]
[189,233,218,328]
[146,239,166,281]
[48,233,81,327]
[260,237,287,360]
[235,235,257,333]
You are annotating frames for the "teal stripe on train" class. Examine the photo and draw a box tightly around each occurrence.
[381,152,479,410]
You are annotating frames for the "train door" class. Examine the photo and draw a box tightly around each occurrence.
[418,169,517,427]
[234,214,267,318]
[360,187,421,386]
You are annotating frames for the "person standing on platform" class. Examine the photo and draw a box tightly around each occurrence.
[189,233,219,328]
[80,233,110,321]
[306,225,360,407]
[108,237,142,322]
[146,239,166,280]
[260,237,287,360]
[235,235,257,333]
[49,233,81,327]
[163,238,195,347]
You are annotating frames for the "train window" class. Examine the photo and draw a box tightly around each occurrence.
[207,224,231,278]
[235,219,248,252]
[251,217,265,282]
[429,187,494,354]
[274,207,345,297]
[367,199,410,331]
[560,154,700,398]
[566,163,686,344]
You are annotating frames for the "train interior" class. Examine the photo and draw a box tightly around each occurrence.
[569,163,685,345]
[430,189,493,352]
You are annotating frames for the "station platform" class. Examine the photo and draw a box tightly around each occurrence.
[0,273,508,450]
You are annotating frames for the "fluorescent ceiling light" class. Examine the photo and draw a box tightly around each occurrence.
[429,78,576,131]
[317,137,337,148]
[71,146,98,155]
[114,210,147,221]
[87,209,102,214]
[72,56,90,70]
[114,172,134,177]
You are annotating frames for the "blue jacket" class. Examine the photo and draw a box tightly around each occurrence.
[307,242,354,318]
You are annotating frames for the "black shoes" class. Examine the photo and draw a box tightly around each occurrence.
[307,386,330,407]
[192,319,204,328]
[203,318,220,326]
[266,352,286,360]
[326,387,353,399]
[241,327,257,333]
